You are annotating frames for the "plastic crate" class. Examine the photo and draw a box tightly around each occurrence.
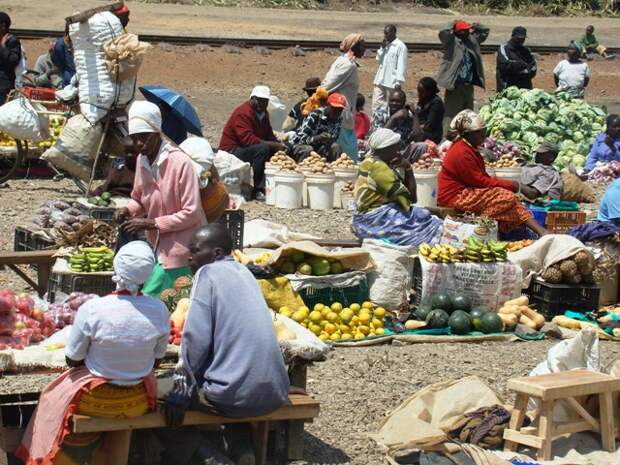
[525,278,600,319]
[13,227,55,252]
[529,206,547,228]
[545,211,586,234]
[89,207,116,224]
[47,272,115,303]
[216,209,244,251]
[299,278,369,309]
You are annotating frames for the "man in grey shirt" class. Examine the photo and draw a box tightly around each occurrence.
[164,224,290,464]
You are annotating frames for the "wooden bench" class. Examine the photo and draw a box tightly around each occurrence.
[0,251,56,297]
[70,394,320,465]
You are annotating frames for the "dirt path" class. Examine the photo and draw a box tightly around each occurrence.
[5,0,620,46]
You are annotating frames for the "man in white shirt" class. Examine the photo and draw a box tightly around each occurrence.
[372,24,408,115]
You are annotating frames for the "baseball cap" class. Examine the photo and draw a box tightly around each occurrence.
[453,20,473,33]
[536,141,558,155]
[250,85,271,100]
[512,26,527,38]
[327,93,347,109]
[303,77,321,91]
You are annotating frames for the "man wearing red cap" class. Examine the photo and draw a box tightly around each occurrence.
[288,92,346,161]
[112,4,130,29]
[437,19,489,133]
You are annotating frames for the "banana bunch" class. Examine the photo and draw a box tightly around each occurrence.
[419,243,465,263]
[464,237,508,263]
[70,246,114,273]
[253,252,272,267]
[232,249,250,265]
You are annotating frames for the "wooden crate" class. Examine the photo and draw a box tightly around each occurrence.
[545,211,586,234]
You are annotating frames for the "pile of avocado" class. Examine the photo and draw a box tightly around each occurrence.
[413,293,505,335]
[87,192,114,208]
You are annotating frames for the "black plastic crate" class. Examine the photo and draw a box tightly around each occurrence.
[89,208,115,224]
[528,296,592,320]
[47,272,115,303]
[299,277,370,309]
[13,227,55,252]
[526,278,600,320]
[216,209,244,251]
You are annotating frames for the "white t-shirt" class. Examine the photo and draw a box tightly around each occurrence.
[65,294,170,385]
[553,59,590,91]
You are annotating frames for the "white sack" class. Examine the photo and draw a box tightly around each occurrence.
[243,219,319,248]
[0,97,50,141]
[214,149,252,194]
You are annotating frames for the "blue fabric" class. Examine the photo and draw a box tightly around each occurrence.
[584,132,620,172]
[52,38,75,87]
[352,203,443,246]
[337,127,359,161]
[598,178,620,222]
[161,113,188,145]
[139,85,203,137]
[569,220,620,242]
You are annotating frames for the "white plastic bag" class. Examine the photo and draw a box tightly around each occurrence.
[268,95,287,132]
[274,313,329,363]
[243,219,319,248]
[14,46,28,88]
[214,149,252,194]
[363,239,415,312]
[0,97,50,141]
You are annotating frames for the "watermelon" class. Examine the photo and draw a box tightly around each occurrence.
[469,308,488,331]
[426,309,450,329]
[449,311,472,335]
[415,306,432,321]
[452,295,471,312]
[480,312,504,334]
[431,294,452,312]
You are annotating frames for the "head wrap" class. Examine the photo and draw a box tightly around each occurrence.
[113,4,130,15]
[340,33,364,53]
[568,40,583,54]
[112,241,156,296]
[450,110,486,136]
[128,101,162,135]
[368,128,401,152]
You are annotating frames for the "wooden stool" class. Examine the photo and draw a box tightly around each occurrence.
[503,369,620,460]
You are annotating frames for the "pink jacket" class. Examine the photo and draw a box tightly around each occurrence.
[127,146,206,269]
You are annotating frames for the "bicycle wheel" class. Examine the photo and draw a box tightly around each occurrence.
[0,139,25,186]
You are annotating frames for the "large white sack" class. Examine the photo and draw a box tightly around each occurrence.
[69,12,136,124]
[0,97,50,141]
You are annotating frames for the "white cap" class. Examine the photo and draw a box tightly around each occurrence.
[250,85,271,100]
[128,100,162,135]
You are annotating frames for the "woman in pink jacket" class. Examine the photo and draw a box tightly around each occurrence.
[117,101,206,297]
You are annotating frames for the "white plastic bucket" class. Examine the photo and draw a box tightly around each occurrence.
[274,171,304,209]
[306,173,336,210]
[334,168,357,208]
[264,163,277,206]
[492,167,522,183]
[300,167,313,207]
[341,192,356,211]
[414,170,438,209]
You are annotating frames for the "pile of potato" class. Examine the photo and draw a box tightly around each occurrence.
[488,154,520,168]
[413,152,438,171]
[270,151,300,172]
[330,153,356,170]
[341,181,354,193]
[299,152,334,174]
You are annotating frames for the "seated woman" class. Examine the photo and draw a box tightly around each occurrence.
[438,110,546,236]
[584,114,620,172]
[16,241,170,465]
[412,77,444,144]
[598,178,620,225]
[352,128,443,246]
[520,142,563,200]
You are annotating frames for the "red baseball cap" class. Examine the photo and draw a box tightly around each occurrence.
[453,20,473,33]
[327,93,347,109]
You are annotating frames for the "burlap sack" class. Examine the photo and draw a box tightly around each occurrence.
[561,172,596,203]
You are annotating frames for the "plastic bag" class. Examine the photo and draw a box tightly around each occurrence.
[267,96,287,132]
[0,97,50,141]
[440,216,498,247]
[103,33,151,81]
[274,313,329,363]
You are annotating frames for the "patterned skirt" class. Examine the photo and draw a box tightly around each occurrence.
[453,187,532,233]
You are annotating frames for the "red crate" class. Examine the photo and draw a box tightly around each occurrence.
[22,87,57,102]
[545,211,587,234]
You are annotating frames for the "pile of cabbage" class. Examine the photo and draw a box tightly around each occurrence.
[479,87,607,170]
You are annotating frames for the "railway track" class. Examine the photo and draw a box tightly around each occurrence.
[15,28,617,55]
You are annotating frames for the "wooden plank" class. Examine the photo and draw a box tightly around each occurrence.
[0,251,56,266]
[106,430,131,465]
[503,429,544,449]
[538,401,555,461]
[566,397,600,431]
[73,396,320,433]
[253,421,269,465]
[599,391,616,452]
[286,421,305,460]
[507,370,620,401]
[504,393,529,453]
[554,420,596,436]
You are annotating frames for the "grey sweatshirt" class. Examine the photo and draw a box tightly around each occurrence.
[167,256,290,417]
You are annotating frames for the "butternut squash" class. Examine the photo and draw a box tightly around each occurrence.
[552,315,582,331]
[519,314,538,329]
[504,296,529,307]
[521,307,545,329]
[498,305,522,317]
[405,320,427,330]
[498,313,518,330]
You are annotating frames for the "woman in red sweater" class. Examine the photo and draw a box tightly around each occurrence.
[437,110,546,235]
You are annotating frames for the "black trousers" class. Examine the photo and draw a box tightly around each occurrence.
[232,144,272,191]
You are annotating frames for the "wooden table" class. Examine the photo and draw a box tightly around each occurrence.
[0,250,56,297]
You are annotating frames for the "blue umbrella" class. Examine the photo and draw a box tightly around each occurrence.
[139,85,203,137]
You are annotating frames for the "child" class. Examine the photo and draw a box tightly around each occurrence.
[579,25,612,59]
[354,93,371,140]
[520,142,563,200]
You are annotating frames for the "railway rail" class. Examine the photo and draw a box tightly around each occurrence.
[14,28,618,55]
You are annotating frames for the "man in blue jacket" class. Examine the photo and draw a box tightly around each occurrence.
[0,12,21,104]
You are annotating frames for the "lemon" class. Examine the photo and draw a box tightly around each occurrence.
[309,323,322,335]
[341,333,353,340]
[340,308,354,324]
[372,318,383,329]
[326,312,339,323]
[351,315,360,325]
[339,324,349,334]
[309,310,322,323]
[313,303,325,312]
[280,308,293,318]
[358,325,370,335]
[330,332,341,341]
[292,310,306,323]
[354,332,365,340]
[374,328,385,335]
[373,307,386,318]
[324,323,337,334]
[362,301,373,310]
[298,307,310,319]
[319,333,329,341]
[330,302,343,313]
[358,312,371,325]
[350,303,361,313]
[321,307,331,318]
[320,320,328,329]
[279,306,290,314]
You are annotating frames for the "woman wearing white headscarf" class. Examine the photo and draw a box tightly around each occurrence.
[352,128,442,246]
[116,101,207,297]
[16,241,169,465]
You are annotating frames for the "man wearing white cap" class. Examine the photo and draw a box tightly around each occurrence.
[116,101,206,297]
[219,85,285,200]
